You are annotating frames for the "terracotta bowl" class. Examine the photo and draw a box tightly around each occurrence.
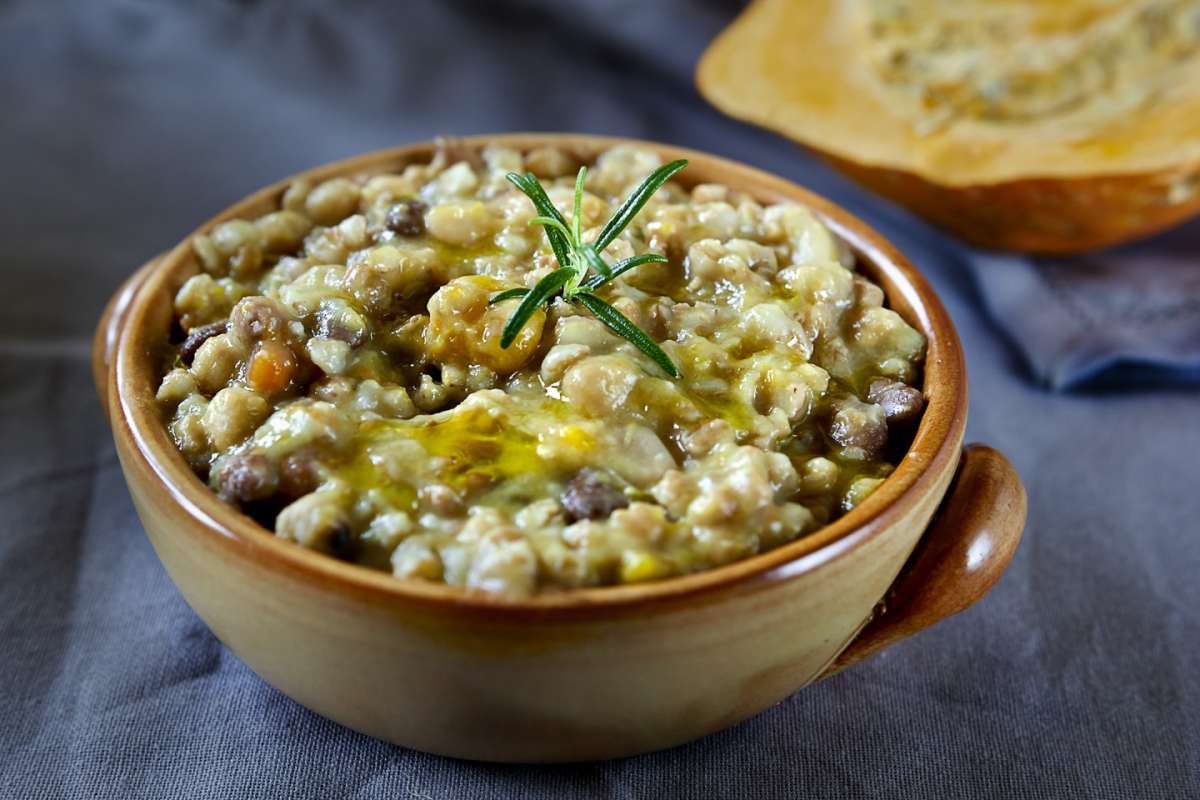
[94,134,1026,762]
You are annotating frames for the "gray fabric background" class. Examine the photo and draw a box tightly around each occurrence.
[969,237,1200,389]
[2,1,1199,798]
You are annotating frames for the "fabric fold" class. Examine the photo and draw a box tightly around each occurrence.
[963,221,1200,389]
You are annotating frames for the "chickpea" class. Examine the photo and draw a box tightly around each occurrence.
[190,333,246,395]
[425,275,545,373]
[305,177,362,226]
[560,355,640,417]
[281,179,311,213]
[203,386,269,451]
[524,146,578,179]
[424,201,493,247]
[210,220,261,258]
[255,210,312,253]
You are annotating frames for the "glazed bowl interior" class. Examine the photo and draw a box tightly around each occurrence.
[113,133,966,614]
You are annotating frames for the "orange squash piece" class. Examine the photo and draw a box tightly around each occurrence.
[247,340,296,396]
[697,0,1200,253]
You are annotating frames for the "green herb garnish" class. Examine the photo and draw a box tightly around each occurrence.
[492,160,687,379]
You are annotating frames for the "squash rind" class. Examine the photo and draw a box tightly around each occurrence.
[825,156,1200,253]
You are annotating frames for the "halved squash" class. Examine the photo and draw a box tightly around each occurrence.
[697,0,1200,253]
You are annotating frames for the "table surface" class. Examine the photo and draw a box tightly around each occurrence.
[2,2,1197,798]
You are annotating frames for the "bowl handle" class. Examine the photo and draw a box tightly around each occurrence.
[818,443,1027,679]
[92,255,163,415]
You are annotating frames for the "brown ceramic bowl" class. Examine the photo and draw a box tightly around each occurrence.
[94,134,1026,762]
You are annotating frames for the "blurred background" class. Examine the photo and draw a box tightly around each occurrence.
[2,1,1198,798]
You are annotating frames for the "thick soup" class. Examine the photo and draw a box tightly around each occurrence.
[157,142,926,596]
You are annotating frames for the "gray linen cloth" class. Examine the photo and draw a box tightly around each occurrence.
[2,1,1198,798]
[967,228,1200,389]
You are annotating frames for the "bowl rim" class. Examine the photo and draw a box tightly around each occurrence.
[109,132,967,619]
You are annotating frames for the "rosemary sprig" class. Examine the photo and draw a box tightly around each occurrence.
[492,159,687,379]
